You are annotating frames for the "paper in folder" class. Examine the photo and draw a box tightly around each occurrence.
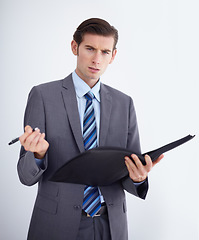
[50,134,195,186]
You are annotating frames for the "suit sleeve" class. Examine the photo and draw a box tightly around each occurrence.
[121,97,149,199]
[17,86,48,186]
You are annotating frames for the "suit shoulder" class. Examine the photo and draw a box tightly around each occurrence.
[101,83,132,101]
[33,79,63,92]
[30,74,72,93]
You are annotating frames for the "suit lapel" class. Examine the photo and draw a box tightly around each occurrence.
[99,84,112,146]
[61,74,85,153]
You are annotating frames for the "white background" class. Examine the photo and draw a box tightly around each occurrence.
[1,0,198,239]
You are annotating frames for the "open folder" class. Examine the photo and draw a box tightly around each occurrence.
[50,134,195,186]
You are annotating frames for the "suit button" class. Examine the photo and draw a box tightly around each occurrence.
[73,205,81,210]
[108,203,114,207]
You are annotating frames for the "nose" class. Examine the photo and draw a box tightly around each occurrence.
[92,52,101,65]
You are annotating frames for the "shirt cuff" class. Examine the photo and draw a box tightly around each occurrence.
[35,158,45,169]
[133,180,145,186]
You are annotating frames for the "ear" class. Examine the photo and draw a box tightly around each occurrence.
[109,49,117,64]
[71,40,78,55]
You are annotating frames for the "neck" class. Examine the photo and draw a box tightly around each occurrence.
[84,79,99,88]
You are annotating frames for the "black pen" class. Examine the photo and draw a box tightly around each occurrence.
[8,128,37,145]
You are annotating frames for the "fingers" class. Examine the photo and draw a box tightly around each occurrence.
[24,125,32,132]
[125,157,139,180]
[132,154,144,169]
[19,125,49,159]
[19,126,46,149]
[27,130,42,151]
[124,154,160,183]
[125,154,148,182]
[152,154,164,167]
[20,127,41,151]
[34,133,46,152]
[19,125,33,144]
[125,152,164,182]
[144,154,153,171]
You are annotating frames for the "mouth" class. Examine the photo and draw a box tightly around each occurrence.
[88,67,100,73]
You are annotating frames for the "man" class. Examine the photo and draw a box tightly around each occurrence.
[18,18,163,240]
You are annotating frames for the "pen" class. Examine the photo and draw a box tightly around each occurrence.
[8,128,37,145]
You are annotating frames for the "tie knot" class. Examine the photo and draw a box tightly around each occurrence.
[85,92,94,101]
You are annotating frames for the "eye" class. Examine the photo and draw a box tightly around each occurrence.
[86,47,94,51]
[102,51,110,55]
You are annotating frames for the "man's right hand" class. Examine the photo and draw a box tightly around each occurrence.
[19,125,49,159]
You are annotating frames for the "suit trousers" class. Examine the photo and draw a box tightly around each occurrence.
[76,214,111,240]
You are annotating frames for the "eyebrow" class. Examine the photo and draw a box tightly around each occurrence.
[85,45,112,53]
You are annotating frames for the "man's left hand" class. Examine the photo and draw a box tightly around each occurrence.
[125,154,164,183]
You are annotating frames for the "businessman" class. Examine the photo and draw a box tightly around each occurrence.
[18,18,163,240]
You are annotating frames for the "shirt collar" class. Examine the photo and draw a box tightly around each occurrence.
[72,71,100,102]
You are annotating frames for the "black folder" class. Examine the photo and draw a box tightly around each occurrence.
[50,135,195,186]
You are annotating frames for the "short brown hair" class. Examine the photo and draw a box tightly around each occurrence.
[73,18,118,50]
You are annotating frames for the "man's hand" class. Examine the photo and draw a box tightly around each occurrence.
[125,154,164,183]
[19,125,49,159]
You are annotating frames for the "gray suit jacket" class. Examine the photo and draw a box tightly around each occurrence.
[17,74,148,240]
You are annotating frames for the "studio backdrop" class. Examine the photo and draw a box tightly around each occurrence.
[1,0,198,239]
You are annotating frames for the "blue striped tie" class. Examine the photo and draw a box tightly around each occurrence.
[82,92,101,217]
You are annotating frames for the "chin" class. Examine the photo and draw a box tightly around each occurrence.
[87,73,100,80]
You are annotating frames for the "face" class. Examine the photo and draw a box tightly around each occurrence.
[71,33,117,87]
